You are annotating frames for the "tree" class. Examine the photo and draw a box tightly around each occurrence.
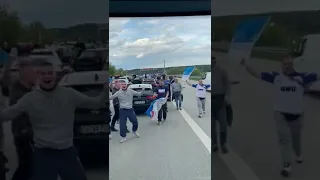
[191,68,202,76]
[0,5,23,45]
[109,63,116,76]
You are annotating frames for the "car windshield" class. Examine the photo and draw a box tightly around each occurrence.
[79,51,97,58]
[132,79,142,84]
[142,80,154,84]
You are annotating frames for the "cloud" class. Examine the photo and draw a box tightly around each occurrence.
[109,16,211,70]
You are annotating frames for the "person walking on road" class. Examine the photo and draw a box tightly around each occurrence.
[172,78,182,110]
[210,56,231,153]
[0,85,9,180]
[153,79,169,125]
[186,80,210,118]
[0,60,109,180]
[1,55,38,180]
[109,82,143,143]
[240,56,319,177]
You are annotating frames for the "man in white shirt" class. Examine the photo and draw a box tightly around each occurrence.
[186,80,211,117]
[241,55,319,177]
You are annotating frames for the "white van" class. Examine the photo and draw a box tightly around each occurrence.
[293,34,320,91]
[202,72,211,91]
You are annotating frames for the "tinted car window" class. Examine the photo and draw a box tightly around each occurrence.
[30,51,54,55]
[79,51,97,58]
[69,84,103,97]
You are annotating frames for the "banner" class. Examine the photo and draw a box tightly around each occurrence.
[181,66,195,80]
[145,98,167,121]
[227,16,270,82]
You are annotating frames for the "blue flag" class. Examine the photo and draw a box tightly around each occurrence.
[232,16,270,43]
[182,66,195,80]
[0,49,9,63]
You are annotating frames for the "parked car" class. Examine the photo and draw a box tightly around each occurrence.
[128,83,155,112]
[72,48,107,72]
[59,71,109,163]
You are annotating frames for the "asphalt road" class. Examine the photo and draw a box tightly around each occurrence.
[109,81,211,180]
[213,51,320,180]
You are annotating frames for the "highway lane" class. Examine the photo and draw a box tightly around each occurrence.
[109,82,211,180]
[213,51,320,180]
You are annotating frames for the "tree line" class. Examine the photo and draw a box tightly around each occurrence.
[0,5,56,45]
[213,10,320,48]
[0,5,107,46]
[108,62,127,77]
[125,65,211,77]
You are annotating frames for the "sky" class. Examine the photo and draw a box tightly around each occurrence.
[109,16,211,70]
[2,0,109,28]
[212,0,320,16]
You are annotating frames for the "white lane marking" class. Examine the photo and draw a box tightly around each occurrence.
[171,102,211,153]
[218,150,261,180]
[172,91,261,180]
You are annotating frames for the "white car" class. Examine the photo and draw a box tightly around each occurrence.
[59,71,109,162]
[29,48,62,70]
[127,83,155,111]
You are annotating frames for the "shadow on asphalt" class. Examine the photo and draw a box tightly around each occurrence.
[81,156,108,170]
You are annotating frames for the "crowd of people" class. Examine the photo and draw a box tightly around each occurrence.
[0,45,108,180]
[108,73,211,143]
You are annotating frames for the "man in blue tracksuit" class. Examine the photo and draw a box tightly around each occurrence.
[153,79,169,125]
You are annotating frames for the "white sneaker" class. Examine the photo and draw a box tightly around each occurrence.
[120,138,127,143]
[109,134,112,140]
[133,131,140,138]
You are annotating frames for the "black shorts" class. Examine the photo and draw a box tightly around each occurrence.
[280,112,301,122]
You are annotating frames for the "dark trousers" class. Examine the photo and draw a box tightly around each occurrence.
[158,102,167,121]
[119,109,138,138]
[0,151,8,180]
[212,95,228,146]
[12,136,33,180]
[173,92,182,108]
[32,147,87,180]
[111,104,120,128]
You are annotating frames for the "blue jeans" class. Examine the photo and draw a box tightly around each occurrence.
[119,108,138,137]
[173,92,182,108]
[31,147,87,180]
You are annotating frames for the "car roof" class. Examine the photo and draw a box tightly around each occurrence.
[59,71,108,86]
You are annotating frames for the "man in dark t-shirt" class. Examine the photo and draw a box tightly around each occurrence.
[1,57,38,180]
[153,79,169,125]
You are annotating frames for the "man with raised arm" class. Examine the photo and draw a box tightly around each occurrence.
[0,60,108,180]
[109,81,144,143]
[240,55,319,177]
